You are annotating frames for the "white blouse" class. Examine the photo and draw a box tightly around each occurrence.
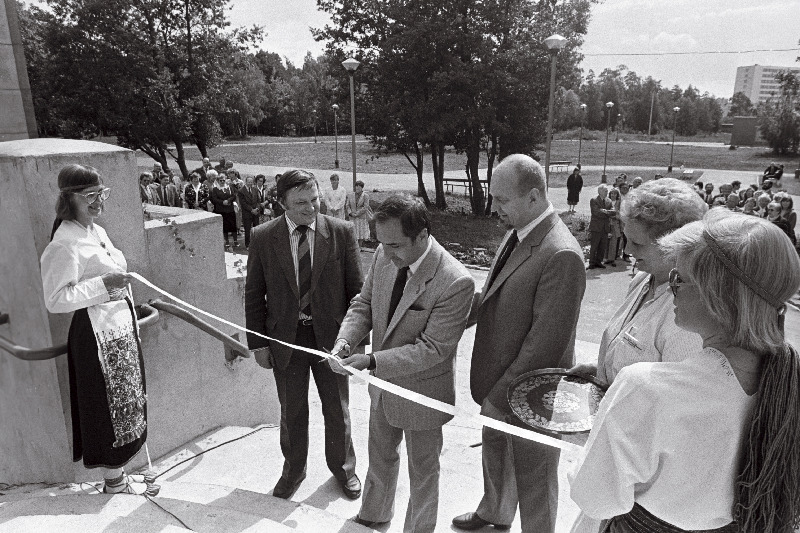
[324,187,348,212]
[40,220,127,314]
[570,348,756,530]
[597,272,703,384]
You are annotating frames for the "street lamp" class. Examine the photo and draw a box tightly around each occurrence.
[332,103,340,169]
[615,113,621,142]
[342,57,360,189]
[578,103,586,166]
[668,106,680,173]
[602,101,614,183]
[544,34,568,189]
[312,110,317,143]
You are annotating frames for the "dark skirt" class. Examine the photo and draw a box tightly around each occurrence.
[222,211,237,234]
[604,503,739,533]
[567,189,581,205]
[67,302,147,469]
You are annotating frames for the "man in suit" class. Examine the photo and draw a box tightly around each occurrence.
[238,175,262,248]
[452,154,586,533]
[159,173,179,207]
[587,184,614,269]
[332,195,475,533]
[245,169,364,501]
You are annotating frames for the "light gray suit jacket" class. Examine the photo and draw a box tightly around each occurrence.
[337,237,475,431]
[469,211,586,414]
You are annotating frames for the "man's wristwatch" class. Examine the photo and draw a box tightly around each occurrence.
[367,353,376,371]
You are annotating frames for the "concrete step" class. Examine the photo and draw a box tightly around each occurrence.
[0,480,374,533]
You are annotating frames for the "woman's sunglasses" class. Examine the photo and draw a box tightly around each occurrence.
[75,188,111,204]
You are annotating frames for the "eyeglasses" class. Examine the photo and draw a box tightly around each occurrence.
[668,268,687,297]
[75,188,111,204]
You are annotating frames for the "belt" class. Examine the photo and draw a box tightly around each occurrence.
[298,318,313,326]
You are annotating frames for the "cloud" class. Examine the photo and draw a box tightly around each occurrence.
[649,32,698,51]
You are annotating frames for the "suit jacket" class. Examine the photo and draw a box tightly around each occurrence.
[162,183,179,207]
[238,186,261,218]
[149,183,163,206]
[337,237,474,431]
[588,196,613,233]
[245,214,363,370]
[470,212,586,413]
[140,185,153,204]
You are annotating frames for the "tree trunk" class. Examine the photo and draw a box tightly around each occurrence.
[173,139,189,179]
[431,141,446,209]
[466,127,485,215]
[195,139,208,159]
[484,131,498,215]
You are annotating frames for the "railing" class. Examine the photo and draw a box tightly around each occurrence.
[0,304,159,361]
[147,299,250,362]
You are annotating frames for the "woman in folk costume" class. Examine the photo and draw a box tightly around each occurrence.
[40,164,157,496]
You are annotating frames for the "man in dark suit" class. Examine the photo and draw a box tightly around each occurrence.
[331,195,475,532]
[587,184,614,269]
[453,154,586,533]
[237,175,261,248]
[245,169,364,501]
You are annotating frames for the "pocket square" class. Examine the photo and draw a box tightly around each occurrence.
[408,305,427,312]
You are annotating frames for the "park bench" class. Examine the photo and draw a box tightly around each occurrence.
[443,178,489,195]
[549,160,571,174]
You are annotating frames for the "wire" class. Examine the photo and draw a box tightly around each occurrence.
[584,47,800,57]
[145,495,195,531]
[152,425,277,481]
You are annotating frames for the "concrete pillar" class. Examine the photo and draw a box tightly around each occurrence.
[0,0,37,141]
[0,139,145,484]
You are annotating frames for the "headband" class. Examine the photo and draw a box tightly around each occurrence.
[59,183,100,193]
[702,230,786,315]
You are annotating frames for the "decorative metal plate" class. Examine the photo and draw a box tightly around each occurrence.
[507,369,607,436]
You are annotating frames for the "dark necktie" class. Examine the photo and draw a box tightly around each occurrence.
[488,230,519,289]
[296,226,312,316]
[388,266,410,323]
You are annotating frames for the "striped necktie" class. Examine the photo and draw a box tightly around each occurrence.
[296,225,312,317]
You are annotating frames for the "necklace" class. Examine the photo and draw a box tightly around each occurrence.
[86,223,114,260]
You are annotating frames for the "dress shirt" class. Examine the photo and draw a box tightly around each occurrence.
[40,220,127,314]
[597,272,703,384]
[406,236,432,283]
[516,202,555,242]
[570,349,756,530]
[286,216,317,319]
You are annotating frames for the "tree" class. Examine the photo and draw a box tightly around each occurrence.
[729,92,756,117]
[759,71,800,155]
[22,0,262,176]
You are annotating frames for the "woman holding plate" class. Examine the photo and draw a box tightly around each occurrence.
[41,164,156,496]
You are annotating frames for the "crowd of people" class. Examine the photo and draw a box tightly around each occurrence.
[36,156,800,533]
[582,171,798,271]
[138,159,375,250]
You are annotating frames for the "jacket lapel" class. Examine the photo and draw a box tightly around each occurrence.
[383,238,442,341]
[310,216,330,293]
[272,216,300,299]
[480,212,560,306]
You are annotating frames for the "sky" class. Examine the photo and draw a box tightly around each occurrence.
[229,0,800,98]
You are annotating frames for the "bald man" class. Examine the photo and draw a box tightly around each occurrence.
[453,154,586,533]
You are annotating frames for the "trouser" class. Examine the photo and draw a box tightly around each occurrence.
[589,231,608,266]
[242,212,258,247]
[358,393,443,533]
[272,323,356,482]
[476,400,560,533]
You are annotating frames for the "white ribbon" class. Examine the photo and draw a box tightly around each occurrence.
[130,272,582,454]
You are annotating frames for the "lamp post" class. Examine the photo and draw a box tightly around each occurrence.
[332,103,339,169]
[615,113,621,142]
[312,110,317,143]
[602,101,614,183]
[342,57,360,189]
[578,103,586,166]
[668,106,680,173]
[543,34,567,189]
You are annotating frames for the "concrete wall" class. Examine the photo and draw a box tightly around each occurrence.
[0,0,37,141]
[0,139,278,485]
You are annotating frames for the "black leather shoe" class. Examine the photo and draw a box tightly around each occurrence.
[452,511,511,531]
[341,474,362,499]
[272,474,306,499]
[353,515,387,528]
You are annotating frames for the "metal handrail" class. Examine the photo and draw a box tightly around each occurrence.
[0,304,159,361]
[147,298,250,361]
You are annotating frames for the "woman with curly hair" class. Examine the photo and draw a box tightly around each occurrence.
[571,209,800,532]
